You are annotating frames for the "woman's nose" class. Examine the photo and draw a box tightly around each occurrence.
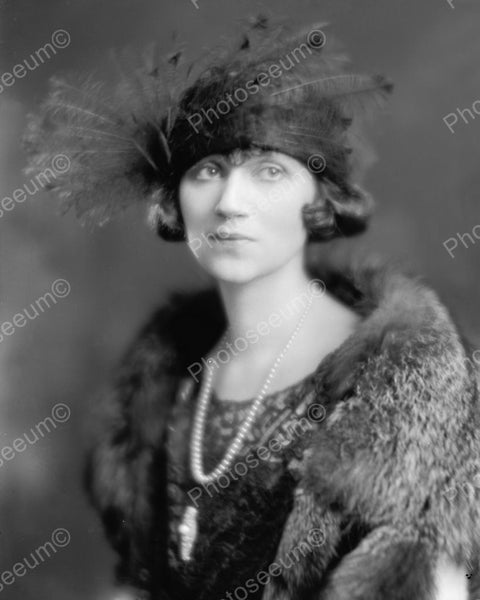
[214,170,249,218]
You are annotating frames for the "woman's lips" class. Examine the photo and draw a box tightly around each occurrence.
[206,232,255,248]
[209,232,253,241]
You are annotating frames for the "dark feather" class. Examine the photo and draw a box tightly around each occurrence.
[22,15,393,229]
[22,43,195,228]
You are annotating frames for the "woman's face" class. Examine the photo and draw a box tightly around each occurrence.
[178,149,319,284]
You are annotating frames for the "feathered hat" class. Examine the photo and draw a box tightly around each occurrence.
[23,15,393,241]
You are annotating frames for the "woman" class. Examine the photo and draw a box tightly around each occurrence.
[24,15,480,600]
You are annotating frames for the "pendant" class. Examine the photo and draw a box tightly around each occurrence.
[178,506,198,561]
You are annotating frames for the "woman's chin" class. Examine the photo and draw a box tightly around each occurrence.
[200,256,263,284]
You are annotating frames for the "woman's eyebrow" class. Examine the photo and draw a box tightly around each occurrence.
[190,155,225,169]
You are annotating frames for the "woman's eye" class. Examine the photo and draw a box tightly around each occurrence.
[257,165,284,180]
[195,164,222,180]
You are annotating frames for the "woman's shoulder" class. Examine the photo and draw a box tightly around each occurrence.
[296,256,480,557]
[314,256,480,464]
[121,286,225,375]
[307,252,479,398]
[128,253,478,405]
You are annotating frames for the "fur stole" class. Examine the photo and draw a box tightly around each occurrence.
[84,253,480,599]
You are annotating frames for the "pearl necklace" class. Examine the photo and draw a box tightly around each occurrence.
[178,289,315,561]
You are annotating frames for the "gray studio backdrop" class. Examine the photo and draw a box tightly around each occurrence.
[0,0,479,598]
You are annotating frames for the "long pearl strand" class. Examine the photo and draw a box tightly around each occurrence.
[191,294,313,483]
[178,289,315,561]
[190,290,314,484]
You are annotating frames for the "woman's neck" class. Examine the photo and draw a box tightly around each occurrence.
[216,253,318,355]
[211,252,361,400]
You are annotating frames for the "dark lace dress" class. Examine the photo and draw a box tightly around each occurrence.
[162,363,325,600]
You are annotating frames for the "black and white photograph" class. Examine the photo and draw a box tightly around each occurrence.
[1,1,480,598]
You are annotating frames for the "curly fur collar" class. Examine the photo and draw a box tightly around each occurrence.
[85,252,480,599]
